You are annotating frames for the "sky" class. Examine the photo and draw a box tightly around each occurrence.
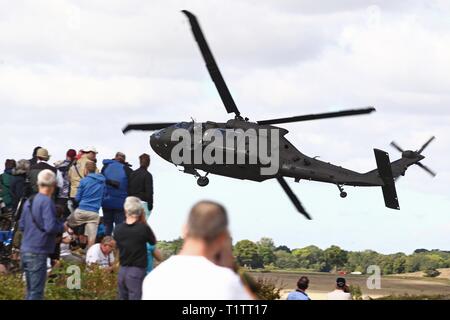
[0,0,449,254]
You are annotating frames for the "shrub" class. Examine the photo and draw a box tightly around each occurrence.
[0,262,117,300]
[349,284,363,300]
[423,269,441,278]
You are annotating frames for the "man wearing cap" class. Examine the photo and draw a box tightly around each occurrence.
[68,147,98,202]
[54,149,77,219]
[327,277,352,300]
[28,148,63,195]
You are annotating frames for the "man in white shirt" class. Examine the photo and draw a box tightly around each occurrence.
[327,277,352,300]
[142,201,252,300]
[85,236,116,269]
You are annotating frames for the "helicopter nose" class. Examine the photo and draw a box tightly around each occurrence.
[150,128,172,158]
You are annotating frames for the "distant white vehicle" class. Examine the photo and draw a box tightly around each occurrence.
[351,271,363,275]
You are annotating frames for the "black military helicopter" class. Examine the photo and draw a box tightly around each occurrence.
[123,10,435,219]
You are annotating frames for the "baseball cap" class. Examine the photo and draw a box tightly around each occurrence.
[66,149,77,159]
[336,277,346,288]
[82,146,98,154]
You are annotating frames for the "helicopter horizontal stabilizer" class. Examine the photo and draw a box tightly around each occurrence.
[374,149,400,210]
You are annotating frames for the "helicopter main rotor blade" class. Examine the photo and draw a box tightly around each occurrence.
[416,162,437,177]
[276,177,312,220]
[257,107,375,125]
[122,123,176,134]
[182,10,241,117]
[417,136,435,154]
[390,141,404,153]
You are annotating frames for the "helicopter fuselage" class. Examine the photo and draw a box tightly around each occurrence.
[149,119,384,187]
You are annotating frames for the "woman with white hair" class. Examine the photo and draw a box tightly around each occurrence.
[113,196,156,300]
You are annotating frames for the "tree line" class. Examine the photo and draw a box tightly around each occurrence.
[158,237,450,275]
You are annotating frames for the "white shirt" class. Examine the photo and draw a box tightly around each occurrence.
[85,243,114,268]
[142,255,252,300]
[60,232,72,256]
[327,289,352,300]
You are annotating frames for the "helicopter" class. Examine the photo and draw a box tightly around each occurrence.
[123,10,436,219]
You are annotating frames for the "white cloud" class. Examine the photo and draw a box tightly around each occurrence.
[0,0,448,251]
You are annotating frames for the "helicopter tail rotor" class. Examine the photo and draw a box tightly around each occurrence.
[390,136,436,178]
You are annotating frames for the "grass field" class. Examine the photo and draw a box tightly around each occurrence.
[249,271,450,300]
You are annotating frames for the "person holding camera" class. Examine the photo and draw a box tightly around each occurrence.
[19,169,65,300]
[327,277,352,300]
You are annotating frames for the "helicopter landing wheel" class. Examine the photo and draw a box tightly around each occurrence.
[197,176,209,187]
[336,184,347,198]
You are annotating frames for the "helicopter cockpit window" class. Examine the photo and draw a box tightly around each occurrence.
[174,122,191,129]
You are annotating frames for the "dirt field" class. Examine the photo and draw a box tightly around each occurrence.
[250,271,450,300]
[390,268,450,279]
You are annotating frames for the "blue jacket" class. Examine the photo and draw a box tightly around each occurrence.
[101,159,130,209]
[76,173,106,212]
[19,193,64,254]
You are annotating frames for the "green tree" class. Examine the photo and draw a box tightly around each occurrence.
[274,250,299,269]
[158,238,184,259]
[392,254,407,274]
[234,240,263,268]
[275,245,291,253]
[324,245,348,271]
[292,245,324,270]
[257,237,276,266]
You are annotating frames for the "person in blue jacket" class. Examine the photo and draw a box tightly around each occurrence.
[101,152,132,236]
[67,161,106,248]
[19,169,64,300]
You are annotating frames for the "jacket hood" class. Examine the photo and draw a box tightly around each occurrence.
[87,173,106,183]
[102,159,116,166]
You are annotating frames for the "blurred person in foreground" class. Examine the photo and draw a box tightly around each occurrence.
[327,277,352,300]
[142,200,252,300]
[19,169,64,300]
[287,276,311,300]
[114,196,156,300]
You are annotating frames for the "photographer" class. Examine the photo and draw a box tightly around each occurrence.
[19,169,64,300]
[327,277,352,300]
